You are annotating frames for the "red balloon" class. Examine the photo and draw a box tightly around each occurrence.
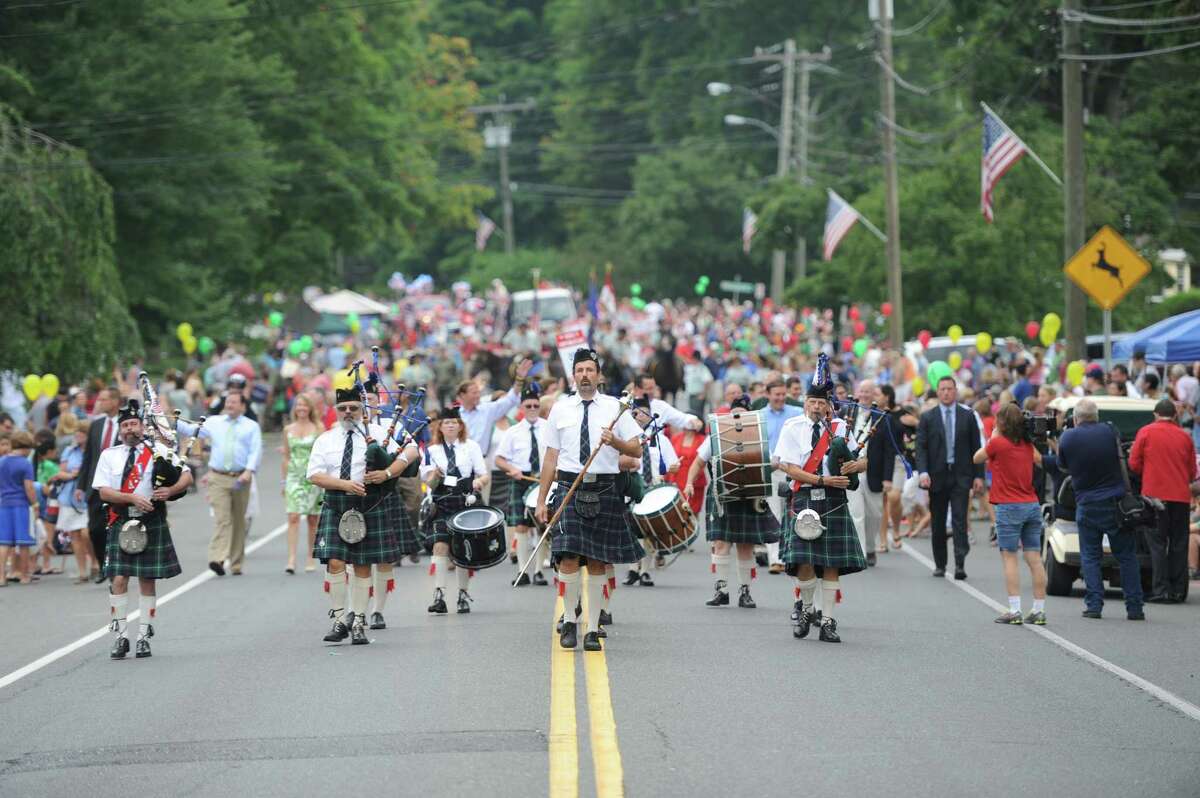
[1025,321,1040,340]
[841,336,854,353]
[881,301,893,317]
[852,320,866,336]
[917,329,933,348]
[848,305,861,321]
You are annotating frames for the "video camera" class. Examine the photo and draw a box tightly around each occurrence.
[1023,410,1067,445]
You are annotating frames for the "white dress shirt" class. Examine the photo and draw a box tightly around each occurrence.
[92,442,191,500]
[637,430,679,484]
[773,415,850,477]
[420,439,487,482]
[543,392,642,474]
[649,397,700,431]
[460,390,520,455]
[494,417,548,473]
[306,422,391,483]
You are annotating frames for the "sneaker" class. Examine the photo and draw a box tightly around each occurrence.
[994,611,1023,625]
[737,585,756,609]
[1081,609,1102,619]
[989,525,998,547]
[1023,611,1046,626]
[456,589,472,614]
[427,588,447,614]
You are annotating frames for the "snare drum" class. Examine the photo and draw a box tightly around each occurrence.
[523,482,558,531]
[447,505,508,570]
[631,484,697,555]
[709,410,772,503]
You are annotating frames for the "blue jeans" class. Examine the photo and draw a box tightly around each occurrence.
[1076,498,1144,614]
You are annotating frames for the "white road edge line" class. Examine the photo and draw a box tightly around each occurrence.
[0,522,288,692]
[898,541,1200,723]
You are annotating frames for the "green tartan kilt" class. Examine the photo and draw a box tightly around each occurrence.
[104,511,182,580]
[313,490,404,565]
[550,480,644,565]
[706,495,781,545]
[781,489,866,576]
[491,468,513,517]
[506,474,535,528]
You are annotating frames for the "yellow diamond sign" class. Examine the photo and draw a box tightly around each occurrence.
[1063,225,1151,311]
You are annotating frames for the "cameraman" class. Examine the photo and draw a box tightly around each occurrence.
[1056,399,1144,620]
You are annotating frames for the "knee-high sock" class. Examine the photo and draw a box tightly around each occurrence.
[532,533,548,573]
[109,592,128,637]
[457,566,472,591]
[558,569,581,622]
[821,580,839,617]
[713,553,732,590]
[431,555,449,592]
[514,530,530,573]
[585,573,604,635]
[138,595,157,638]
[326,569,347,617]
[350,572,371,618]
[736,555,753,589]
[372,567,394,613]
[798,577,818,610]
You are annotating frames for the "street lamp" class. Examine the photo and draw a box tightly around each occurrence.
[707,81,732,97]
[723,114,780,140]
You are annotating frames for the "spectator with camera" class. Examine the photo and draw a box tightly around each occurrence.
[1056,399,1144,620]
[1129,398,1197,604]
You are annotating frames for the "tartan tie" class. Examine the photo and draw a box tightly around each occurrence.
[529,424,540,474]
[810,419,821,450]
[122,444,139,484]
[642,440,652,481]
[445,443,461,477]
[579,400,593,466]
[339,430,354,480]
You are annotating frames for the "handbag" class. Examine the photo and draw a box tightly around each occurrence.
[1110,425,1147,525]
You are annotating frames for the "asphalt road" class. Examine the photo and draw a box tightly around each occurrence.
[2,437,1199,797]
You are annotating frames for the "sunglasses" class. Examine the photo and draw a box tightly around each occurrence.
[336,404,362,413]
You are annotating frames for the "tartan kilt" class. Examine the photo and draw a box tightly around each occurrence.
[313,490,403,565]
[706,495,781,545]
[781,489,866,576]
[550,480,644,565]
[506,475,534,528]
[427,490,473,546]
[103,512,182,580]
[386,489,420,556]
[491,469,513,518]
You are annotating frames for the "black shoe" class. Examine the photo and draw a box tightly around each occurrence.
[323,611,350,642]
[866,551,876,567]
[143,623,154,640]
[556,602,582,633]
[510,554,518,564]
[599,609,613,626]
[624,570,640,586]
[457,589,472,614]
[93,571,108,584]
[135,637,152,658]
[208,561,225,576]
[794,607,815,639]
[427,588,447,614]
[819,617,841,643]
[1127,610,1145,620]
[583,631,602,651]
[755,552,768,567]
[369,611,386,630]
[639,572,655,587]
[706,581,730,607]
[532,572,548,586]
[932,568,946,578]
[596,625,607,638]
[737,585,756,609]
[1081,609,1102,619]
[350,615,369,645]
[560,621,578,649]
[953,568,967,581]
[790,600,802,622]
[1146,594,1171,604]
[110,636,129,659]
[512,573,531,587]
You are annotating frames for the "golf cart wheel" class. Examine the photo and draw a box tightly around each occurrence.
[1045,551,1077,597]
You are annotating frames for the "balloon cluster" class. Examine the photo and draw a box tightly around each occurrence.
[176,322,214,356]
[287,335,315,356]
[693,275,710,296]
[22,373,60,401]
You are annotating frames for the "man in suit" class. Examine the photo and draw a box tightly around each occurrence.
[75,386,121,583]
[916,376,984,579]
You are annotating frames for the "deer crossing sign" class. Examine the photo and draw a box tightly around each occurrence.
[1063,225,1151,311]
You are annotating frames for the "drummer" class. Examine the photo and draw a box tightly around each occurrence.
[420,406,489,614]
[684,394,780,610]
[622,395,679,588]
[535,348,644,652]
[494,384,549,587]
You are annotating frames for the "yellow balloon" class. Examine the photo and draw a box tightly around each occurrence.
[182,335,197,354]
[947,324,963,344]
[1039,325,1056,348]
[1066,360,1085,387]
[22,374,42,402]
[350,320,361,334]
[332,371,355,391]
[176,322,194,341]
[40,373,60,398]
[1042,311,1062,337]
[976,331,993,354]
[911,376,926,396]
[948,352,963,370]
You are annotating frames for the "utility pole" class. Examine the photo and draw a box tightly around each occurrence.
[876,0,904,349]
[794,50,830,283]
[472,97,536,256]
[753,39,796,304]
[1062,0,1087,360]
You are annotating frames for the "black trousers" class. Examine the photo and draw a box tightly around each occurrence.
[86,495,108,576]
[1149,500,1189,598]
[929,481,971,570]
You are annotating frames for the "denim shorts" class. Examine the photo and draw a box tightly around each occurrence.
[994,502,1042,552]
[0,504,35,547]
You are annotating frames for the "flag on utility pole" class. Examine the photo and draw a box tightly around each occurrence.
[742,207,758,254]
[475,212,497,251]
[980,102,1060,223]
[823,189,886,261]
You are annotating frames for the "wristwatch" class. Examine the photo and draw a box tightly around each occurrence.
[817,476,825,488]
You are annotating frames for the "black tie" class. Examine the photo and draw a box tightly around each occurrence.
[445,443,461,477]
[579,400,593,466]
[340,431,354,480]
[529,423,540,474]
[810,419,821,450]
[122,444,139,484]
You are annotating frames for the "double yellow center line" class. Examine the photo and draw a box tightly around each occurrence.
[549,574,625,797]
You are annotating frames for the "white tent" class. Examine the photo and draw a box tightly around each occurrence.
[307,289,390,316]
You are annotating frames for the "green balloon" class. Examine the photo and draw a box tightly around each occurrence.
[699,275,710,285]
[346,312,359,324]
[300,335,314,352]
[694,283,706,296]
[198,336,215,356]
[853,338,868,358]
[288,339,303,356]
[630,283,642,296]
[630,297,647,310]
[926,360,952,386]
[268,311,283,327]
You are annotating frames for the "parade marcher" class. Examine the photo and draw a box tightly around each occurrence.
[631,373,704,434]
[773,355,868,643]
[93,400,193,659]
[622,395,679,586]
[421,405,489,614]
[760,379,802,574]
[535,348,644,651]
[494,384,549,586]
[307,388,413,645]
[684,394,780,609]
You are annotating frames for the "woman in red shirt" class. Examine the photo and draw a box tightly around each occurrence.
[670,426,707,516]
[973,403,1048,625]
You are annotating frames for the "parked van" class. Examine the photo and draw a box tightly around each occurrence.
[510,287,578,328]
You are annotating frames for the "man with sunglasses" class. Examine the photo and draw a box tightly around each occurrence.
[494,384,550,586]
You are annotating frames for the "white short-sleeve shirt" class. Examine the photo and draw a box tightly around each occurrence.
[420,439,487,482]
[92,442,190,500]
[495,417,548,473]
[543,393,642,474]
[773,415,849,478]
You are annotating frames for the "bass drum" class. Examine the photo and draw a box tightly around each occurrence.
[709,410,772,503]
[448,505,508,570]
[523,481,559,532]
[631,484,697,556]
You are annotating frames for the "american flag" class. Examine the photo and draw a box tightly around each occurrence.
[599,262,617,317]
[742,207,758,254]
[475,212,497,251]
[981,108,1027,223]
[822,190,860,261]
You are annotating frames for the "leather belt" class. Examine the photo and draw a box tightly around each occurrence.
[798,486,846,497]
[209,468,245,476]
[556,470,618,484]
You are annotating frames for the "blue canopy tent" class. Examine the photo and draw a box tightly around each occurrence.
[1112,308,1200,363]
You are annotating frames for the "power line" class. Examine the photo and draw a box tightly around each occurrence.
[1064,8,1200,26]
[1087,0,1179,10]
[1061,37,1200,59]
[891,0,950,37]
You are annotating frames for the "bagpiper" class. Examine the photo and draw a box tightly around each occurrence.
[772,355,868,643]
[93,399,193,660]
[494,384,550,586]
[684,394,780,609]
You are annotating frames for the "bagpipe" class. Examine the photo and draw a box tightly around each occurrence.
[349,349,429,497]
[137,371,204,497]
